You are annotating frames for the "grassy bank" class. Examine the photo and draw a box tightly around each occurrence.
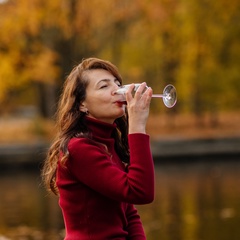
[0,111,239,144]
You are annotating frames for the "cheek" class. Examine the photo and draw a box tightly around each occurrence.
[95,94,112,104]
[86,95,110,110]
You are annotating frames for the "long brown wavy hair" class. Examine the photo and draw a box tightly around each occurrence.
[41,58,129,195]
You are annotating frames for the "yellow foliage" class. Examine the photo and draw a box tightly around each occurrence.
[0,0,239,112]
[28,47,60,83]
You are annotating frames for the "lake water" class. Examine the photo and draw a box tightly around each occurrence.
[0,159,240,240]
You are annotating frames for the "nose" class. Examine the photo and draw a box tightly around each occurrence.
[112,84,122,95]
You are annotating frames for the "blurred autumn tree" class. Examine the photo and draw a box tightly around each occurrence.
[0,0,239,122]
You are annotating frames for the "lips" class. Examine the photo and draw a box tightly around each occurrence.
[115,99,127,105]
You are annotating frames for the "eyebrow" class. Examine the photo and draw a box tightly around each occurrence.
[96,78,119,86]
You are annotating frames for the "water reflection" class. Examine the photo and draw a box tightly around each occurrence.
[138,160,240,240]
[0,169,64,240]
[0,159,240,240]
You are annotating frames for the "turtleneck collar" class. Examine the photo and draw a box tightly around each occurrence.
[85,116,117,139]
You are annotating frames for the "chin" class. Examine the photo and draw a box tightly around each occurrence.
[117,108,126,117]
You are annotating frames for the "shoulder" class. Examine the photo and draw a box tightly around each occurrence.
[68,137,92,151]
[68,137,89,146]
[68,137,106,156]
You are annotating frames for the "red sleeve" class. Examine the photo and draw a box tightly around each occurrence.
[125,204,146,240]
[67,133,154,204]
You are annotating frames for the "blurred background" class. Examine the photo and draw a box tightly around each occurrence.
[0,0,240,239]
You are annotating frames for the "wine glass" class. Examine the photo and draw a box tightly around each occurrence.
[115,83,177,108]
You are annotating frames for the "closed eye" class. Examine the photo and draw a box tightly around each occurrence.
[97,78,121,89]
[100,85,107,89]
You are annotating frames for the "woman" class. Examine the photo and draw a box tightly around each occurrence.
[42,57,155,239]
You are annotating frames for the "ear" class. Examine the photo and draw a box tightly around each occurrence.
[79,102,88,113]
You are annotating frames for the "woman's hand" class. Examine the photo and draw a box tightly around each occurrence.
[125,82,153,134]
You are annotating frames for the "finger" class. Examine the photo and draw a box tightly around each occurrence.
[125,84,135,102]
[134,82,147,99]
[141,87,153,106]
[144,86,153,98]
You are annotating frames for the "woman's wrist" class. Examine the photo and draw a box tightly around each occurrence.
[128,125,146,134]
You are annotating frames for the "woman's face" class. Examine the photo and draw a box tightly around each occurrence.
[80,68,126,124]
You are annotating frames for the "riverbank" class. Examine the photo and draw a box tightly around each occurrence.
[0,112,240,166]
[0,141,48,167]
[0,137,239,167]
[1,112,240,143]
[151,137,240,161]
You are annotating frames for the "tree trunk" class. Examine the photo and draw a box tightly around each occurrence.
[36,82,57,118]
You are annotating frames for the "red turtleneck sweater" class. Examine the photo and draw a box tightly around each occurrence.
[57,117,154,240]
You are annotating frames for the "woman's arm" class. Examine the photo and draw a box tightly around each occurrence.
[66,134,154,204]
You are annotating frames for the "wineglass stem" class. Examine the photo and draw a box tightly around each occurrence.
[152,94,164,98]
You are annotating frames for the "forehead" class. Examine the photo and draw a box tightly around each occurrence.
[86,68,114,81]
[85,69,117,88]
